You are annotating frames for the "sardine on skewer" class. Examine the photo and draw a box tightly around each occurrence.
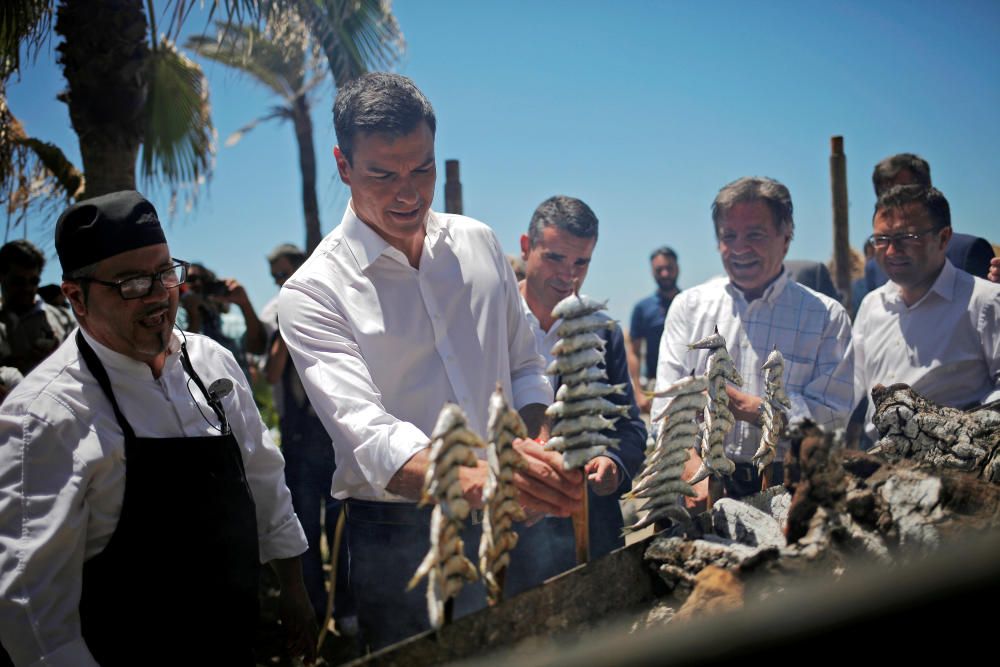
[480,387,528,605]
[752,348,790,476]
[551,293,610,320]
[624,374,703,532]
[409,403,484,629]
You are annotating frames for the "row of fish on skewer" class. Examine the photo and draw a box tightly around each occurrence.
[407,389,528,627]
[410,292,628,624]
[625,329,791,532]
[543,293,627,470]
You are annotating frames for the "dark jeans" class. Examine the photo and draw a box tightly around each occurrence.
[345,499,488,651]
[281,415,352,620]
[723,462,785,499]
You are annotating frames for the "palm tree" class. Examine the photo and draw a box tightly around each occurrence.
[187,16,328,252]
[0,0,402,232]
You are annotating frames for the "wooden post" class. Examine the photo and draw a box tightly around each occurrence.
[829,137,852,312]
[573,481,590,564]
[445,159,463,214]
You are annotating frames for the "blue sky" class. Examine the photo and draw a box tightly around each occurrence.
[6,0,999,325]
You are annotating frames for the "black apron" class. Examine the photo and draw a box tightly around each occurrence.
[75,332,260,666]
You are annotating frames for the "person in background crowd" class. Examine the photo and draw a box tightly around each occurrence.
[654,176,855,502]
[0,191,315,667]
[628,246,681,413]
[865,153,995,290]
[518,195,646,572]
[853,185,1000,441]
[783,259,839,301]
[278,73,582,650]
[0,240,73,376]
[37,283,72,310]
[182,262,267,381]
[263,242,355,629]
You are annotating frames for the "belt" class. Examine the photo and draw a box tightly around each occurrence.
[345,498,483,524]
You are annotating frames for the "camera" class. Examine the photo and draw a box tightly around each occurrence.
[203,280,230,298]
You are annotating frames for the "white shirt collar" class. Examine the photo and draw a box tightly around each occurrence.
[79,326,182,380]
[724,266,791,306]
[340,202,446,271]
[882,258,957,309]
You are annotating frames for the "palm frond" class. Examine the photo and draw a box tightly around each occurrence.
[297,0,404,87]
[1,83,81,243]
[0,0,54,78]
[186,20,308,101]
[224,107,290,147]
[140,37,214,202]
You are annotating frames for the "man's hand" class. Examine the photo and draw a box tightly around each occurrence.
[511,438,583,517]
[988,257,1000,283]
[725,385,764,424]
[635,391,652,414]
[223,278,251,308]
[271,557,319,664]
[585,456,622,496]
[681,447,708,512]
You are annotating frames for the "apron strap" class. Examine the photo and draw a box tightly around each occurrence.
[76,330,137,441]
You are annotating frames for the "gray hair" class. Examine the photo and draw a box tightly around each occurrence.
[527,195,599,247]
[711,176,794,240]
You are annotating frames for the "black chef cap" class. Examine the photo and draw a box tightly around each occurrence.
[55,190,167,278]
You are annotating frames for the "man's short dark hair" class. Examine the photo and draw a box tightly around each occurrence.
[527,196,599,247]
[649,246,677,263]
[0,239,45,274]
[267,243,307,269]
[873,185,951,230]
[711,176,795,240]
[872,153,931,196]
[333,72,436,164]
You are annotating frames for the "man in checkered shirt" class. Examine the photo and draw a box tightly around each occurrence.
[652,176,855,501]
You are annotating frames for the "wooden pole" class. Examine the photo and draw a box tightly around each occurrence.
[573,480,590,564]
[760,465,771,492]
[829,136,852,313]
[445,159,463,214]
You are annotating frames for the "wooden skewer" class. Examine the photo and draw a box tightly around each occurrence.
[572,478,590,564]
[317,505,347,649]
[490,570,507,607]
[443,597,455,625]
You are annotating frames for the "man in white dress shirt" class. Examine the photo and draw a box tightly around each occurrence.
[0,191,315,667]
[278,73,583,649]
[653,177,854,502]
[854,185,1000,440]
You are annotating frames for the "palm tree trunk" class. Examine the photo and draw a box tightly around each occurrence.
[55,0,149,198]
[292,96,322,254]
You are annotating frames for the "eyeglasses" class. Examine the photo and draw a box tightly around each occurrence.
[271,271,290,283]
[83,260,189,300]
[868,228,940,250]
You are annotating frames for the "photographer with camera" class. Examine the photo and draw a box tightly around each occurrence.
[181,263,267,381]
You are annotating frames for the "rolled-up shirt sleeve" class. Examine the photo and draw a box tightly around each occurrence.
[279,280,430,497]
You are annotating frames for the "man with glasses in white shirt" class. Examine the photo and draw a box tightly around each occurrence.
[653,177,855,503]
[853,185,1000,441]
[278,73,583,650]
[0,191,316,667]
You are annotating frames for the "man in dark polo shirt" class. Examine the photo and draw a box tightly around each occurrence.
[629,246,680,413]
